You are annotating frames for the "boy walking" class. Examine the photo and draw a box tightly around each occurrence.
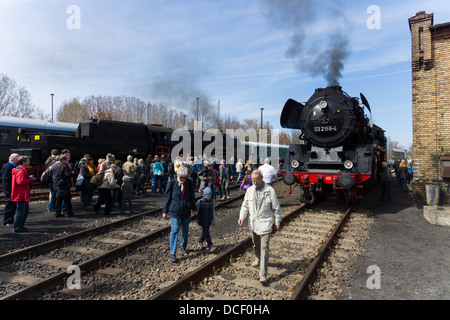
[196,187,217,252]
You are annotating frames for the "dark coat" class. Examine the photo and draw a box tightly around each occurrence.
[399,166,409,178]
[53,162,73,194]
[2,162,16,193]
[163,177,197,219]
[114,167,124,186]
[381,166,392,183]
[196,198,215,227]
[121,181,133,198]
[80,164,96,190]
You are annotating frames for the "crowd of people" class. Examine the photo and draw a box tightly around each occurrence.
[1,149,280,231]
[379,158,414,203]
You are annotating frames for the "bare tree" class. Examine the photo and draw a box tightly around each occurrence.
[0,73,38,118]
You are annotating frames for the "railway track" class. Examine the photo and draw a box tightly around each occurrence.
[0,179,370,301]
[149,205,353,300]
[0,185,246,300]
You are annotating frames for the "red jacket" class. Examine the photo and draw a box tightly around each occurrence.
[11,165,34,202]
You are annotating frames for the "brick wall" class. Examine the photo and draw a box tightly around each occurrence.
[409,11,450,204]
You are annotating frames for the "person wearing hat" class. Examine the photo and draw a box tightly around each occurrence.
[196,187,217,252]
[122,155,136,191]
[99,153,114,172]
[120,175,134,214]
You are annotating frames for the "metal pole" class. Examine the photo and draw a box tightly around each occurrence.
[260,107,264,130]
[196,97,200,122]
[217,100,220,130]
[51,93,54,122]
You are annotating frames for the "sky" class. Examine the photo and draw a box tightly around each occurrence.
[1,0,450,150]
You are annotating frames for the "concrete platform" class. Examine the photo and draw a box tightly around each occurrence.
[423,205,450,227]
[341,182,450,300]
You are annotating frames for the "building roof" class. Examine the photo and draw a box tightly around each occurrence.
[430,21,450,40]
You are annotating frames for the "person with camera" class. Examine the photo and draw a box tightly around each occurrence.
[11,156,35,232]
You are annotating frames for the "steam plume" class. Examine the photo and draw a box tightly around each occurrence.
[260,0,350,86]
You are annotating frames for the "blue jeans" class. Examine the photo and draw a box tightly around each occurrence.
[170,217,190,255]
[120,198,132,213]
[13,201,29,231]
[48,181,56,211]
[153,175,164,193]
[380,181,392,203]
[400,176,407,192]
[199,225,212,247]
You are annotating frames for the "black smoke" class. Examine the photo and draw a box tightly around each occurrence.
[260,0,350,86]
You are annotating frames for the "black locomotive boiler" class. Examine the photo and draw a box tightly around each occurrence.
[280,86,386,206]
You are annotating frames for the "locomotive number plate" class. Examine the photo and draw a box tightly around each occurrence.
[314,126,337,132]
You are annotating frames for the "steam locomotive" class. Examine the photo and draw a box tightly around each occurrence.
[280,86,386,206]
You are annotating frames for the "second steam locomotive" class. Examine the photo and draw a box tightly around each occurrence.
[280,86,386,206]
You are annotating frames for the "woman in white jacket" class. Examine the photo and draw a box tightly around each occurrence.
[238,170,282,284]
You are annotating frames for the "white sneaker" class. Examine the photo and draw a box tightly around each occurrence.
[251,259,260,267]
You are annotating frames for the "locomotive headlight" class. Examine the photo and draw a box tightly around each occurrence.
[319,100,327,109]
[291,160,300,169]
[344,160,353,169]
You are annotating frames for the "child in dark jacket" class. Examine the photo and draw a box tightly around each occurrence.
[120,175,133,214]
[196,187,217,252]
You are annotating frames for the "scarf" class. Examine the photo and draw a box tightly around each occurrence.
[178,178,187,199]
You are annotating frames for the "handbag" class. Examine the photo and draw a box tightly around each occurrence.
[75,173,84,187]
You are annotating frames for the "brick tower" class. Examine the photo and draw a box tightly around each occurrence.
[409,11,450,203]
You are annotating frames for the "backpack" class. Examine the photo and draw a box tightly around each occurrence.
[168,161,174,174]
[90,171,105,186]
[40,168,50,184]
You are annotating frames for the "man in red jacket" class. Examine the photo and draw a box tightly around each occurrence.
[11,156,35,233]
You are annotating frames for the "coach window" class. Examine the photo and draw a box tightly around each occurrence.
[0,131,9,144]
